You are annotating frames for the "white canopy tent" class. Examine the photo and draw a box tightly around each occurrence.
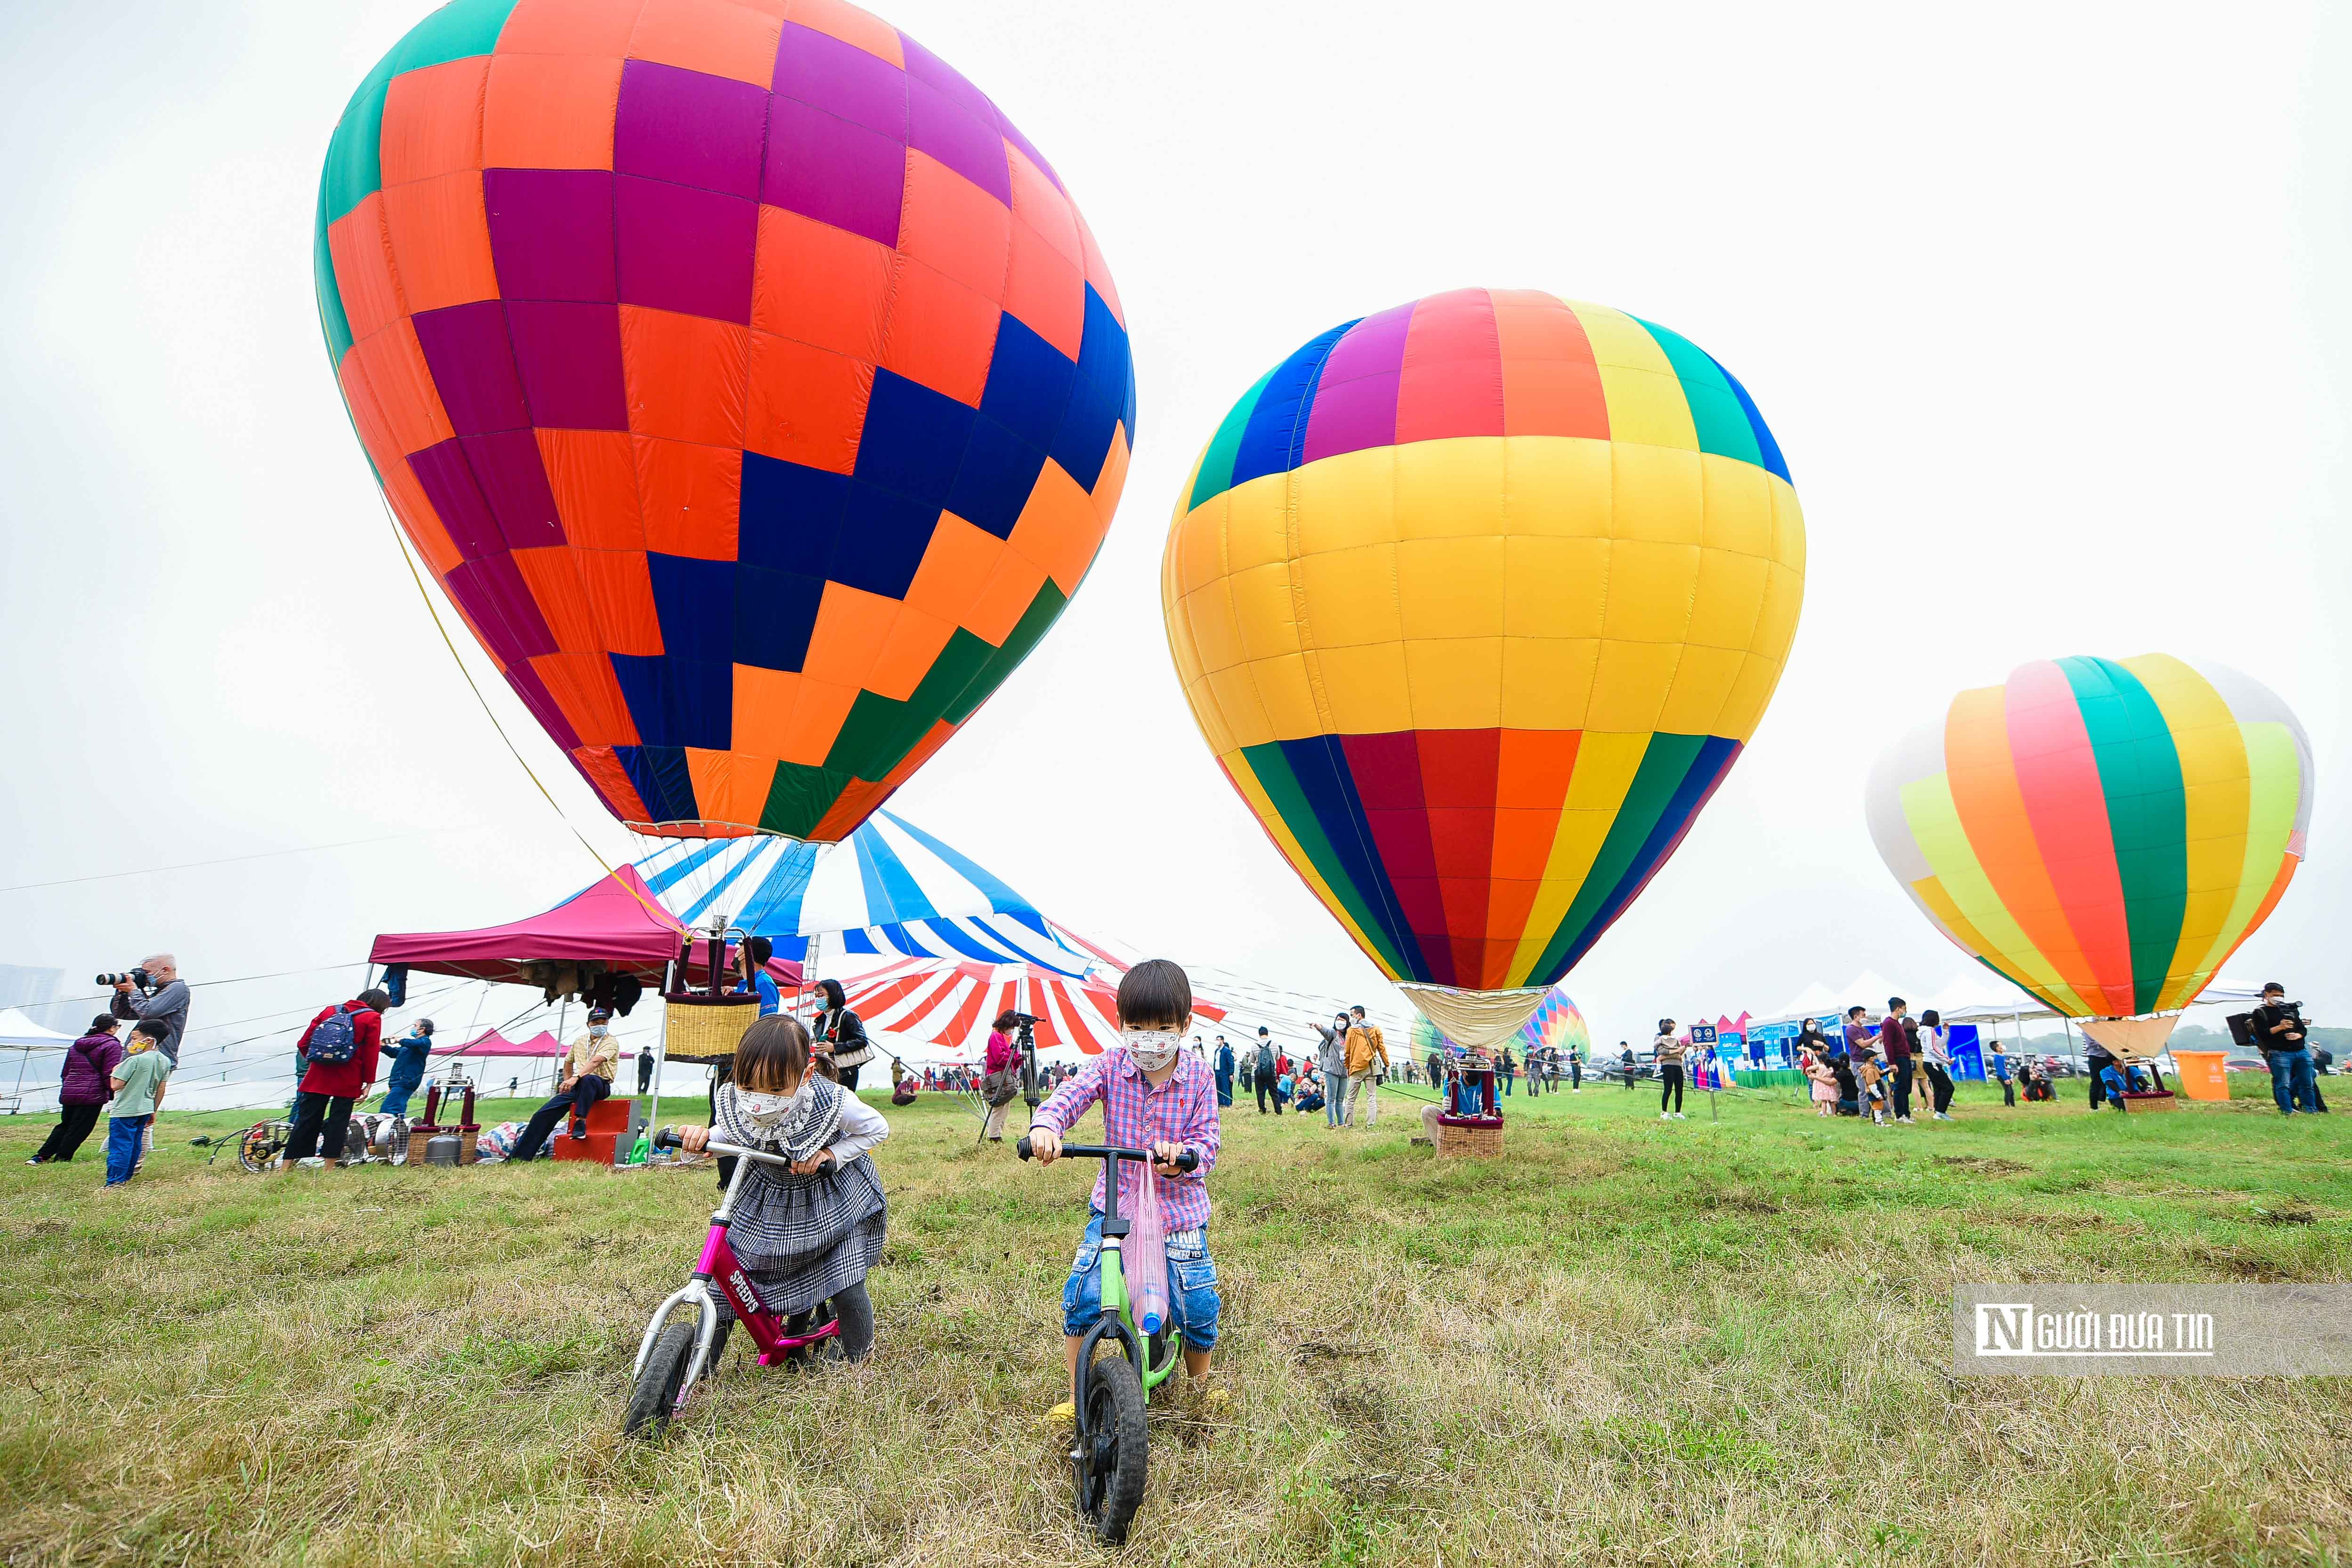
[1,1007,77,1114]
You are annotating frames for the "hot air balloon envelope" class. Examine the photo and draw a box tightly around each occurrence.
[1867,654,2313,1026]
[316,0,1134,842]
[1163,290,1804,1026]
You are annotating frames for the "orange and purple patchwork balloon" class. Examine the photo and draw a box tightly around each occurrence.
[316,0,1135,841]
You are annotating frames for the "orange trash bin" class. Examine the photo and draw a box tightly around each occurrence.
[2173,1051,2230,1102]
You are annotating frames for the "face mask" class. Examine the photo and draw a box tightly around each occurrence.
[590,1025,608,1037]
[736,1088,794,1124]
[1123,1028,1181,1071]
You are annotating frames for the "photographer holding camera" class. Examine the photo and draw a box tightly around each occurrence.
[104,954,189,1067]
[2250,982,2322,1116]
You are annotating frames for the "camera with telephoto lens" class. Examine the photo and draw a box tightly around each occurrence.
[96,969,154,990]
[1009,1012,1040,1029]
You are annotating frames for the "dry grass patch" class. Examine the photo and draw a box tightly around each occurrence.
[0,1083,2346,1566]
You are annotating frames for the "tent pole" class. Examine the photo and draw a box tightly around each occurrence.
[10,1047,26,1113]
[646,1000,666,1150]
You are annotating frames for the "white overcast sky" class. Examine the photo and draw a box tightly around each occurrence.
[1,0,2346,1102]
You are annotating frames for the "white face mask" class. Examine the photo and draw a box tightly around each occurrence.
[590,1024,608,1037]
[1123,1028,1181,1071]
[736,1088,794,1124]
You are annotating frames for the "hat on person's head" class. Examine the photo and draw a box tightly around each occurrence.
[589,1005,614,1021]
[1258,1026,1269,1036]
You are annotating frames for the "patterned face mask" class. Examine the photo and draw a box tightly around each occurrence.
[1123,1029,1181,1072]
[735,1089,794,1125]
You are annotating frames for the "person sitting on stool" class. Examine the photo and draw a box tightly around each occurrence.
[507,1007,619,1163]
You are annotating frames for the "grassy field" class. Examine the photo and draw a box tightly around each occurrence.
[2,1075,2346,1568]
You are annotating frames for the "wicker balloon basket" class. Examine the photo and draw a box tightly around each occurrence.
[1439,1121,1505,1158]
[662,993,760,1067]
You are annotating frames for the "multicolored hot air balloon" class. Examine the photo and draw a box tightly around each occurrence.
[1411,982,1589,1060]
[1520,985,1592,1062]
[1867,655,2313,1047]
[1163,289,1803,1033]
[316,0,1134,843]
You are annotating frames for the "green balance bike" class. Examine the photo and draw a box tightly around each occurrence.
[1017,1135,1198,1546]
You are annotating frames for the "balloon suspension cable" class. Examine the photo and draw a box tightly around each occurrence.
[374,493,676,931]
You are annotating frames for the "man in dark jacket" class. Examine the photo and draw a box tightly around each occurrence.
[29,1016,124,1164]
[2249,983,2320,1115]
[1878,997,1916,1123]
[378,1019,434,1117]
[1254,1029,1278,1114]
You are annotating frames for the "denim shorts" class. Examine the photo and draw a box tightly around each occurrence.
[1061,1211,1220,1350]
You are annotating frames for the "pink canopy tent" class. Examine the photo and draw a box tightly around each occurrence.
[436,1028,566,1059]
[370,866,800,988]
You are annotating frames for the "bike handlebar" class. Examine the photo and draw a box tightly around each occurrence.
[1015,1136,1199,1172]
[652,1126,799,1168]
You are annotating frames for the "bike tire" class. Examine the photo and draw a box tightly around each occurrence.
[1075,1353,1148,1546]
[623,1321,696,1442]
[237,1122,281,1175]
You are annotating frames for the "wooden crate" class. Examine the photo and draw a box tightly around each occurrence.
[552,1096,642,1164]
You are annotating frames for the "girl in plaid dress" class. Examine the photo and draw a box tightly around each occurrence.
[679,1016,889,1361]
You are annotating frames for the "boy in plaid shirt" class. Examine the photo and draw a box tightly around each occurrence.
[1026,960,1225,1414]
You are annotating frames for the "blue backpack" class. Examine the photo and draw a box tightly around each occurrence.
[307,1004,361,1066]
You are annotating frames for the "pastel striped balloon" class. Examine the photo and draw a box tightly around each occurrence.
[1164,289,1803,993]
[1867,655,2313,1018]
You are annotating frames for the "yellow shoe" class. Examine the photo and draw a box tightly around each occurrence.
[1049,1398,1075,1423]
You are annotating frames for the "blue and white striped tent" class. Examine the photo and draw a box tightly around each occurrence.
[632,811,1094,977]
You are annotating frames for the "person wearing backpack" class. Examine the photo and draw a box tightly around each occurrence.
[286,988,389,1169]
[1253,1028,1278,1115]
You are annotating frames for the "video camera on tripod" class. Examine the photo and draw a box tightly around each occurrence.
[1008,1012,1043,1107]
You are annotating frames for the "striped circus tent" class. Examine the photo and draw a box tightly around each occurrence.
[842,959,1229,1056]
[632,811,1093,977]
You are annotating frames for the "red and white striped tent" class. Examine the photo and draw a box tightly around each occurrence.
[840,958,1227,1055]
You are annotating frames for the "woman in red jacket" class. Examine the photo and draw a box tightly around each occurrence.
[287,987,389,1168]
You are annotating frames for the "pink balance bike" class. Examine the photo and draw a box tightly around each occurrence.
[624,1127,844,1440]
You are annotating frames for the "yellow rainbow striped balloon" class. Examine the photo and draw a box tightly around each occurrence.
[1163,290,1804,992]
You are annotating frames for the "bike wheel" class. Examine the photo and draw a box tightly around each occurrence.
[623,1320,696,1441]
[237,1122,281,1174]
[1074,1353,1148,1546]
